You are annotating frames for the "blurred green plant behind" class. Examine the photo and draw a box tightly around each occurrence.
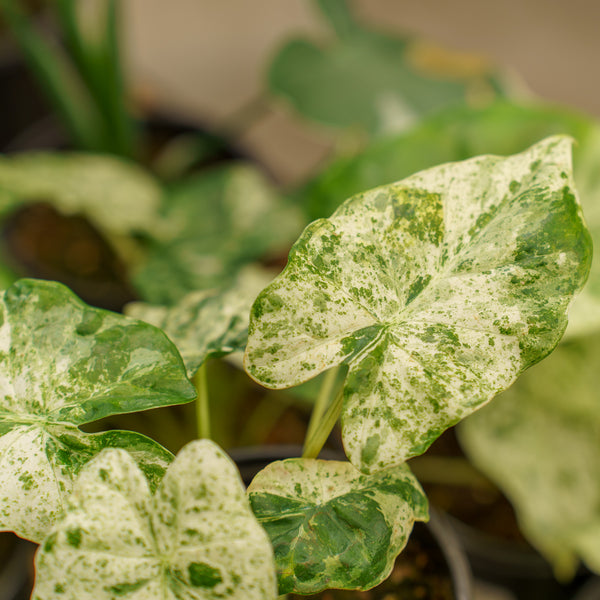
[0,0,599,582]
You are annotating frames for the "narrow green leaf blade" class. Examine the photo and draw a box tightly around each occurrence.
[459,333,600,579]
[245,136,592,472]
[33,440,278,600]
[0,425,172,542]
[248,458,427,594]
[126,266,274,378]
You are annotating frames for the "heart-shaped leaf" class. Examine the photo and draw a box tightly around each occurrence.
[0,278,196,541]
[32,440,278,600]
[0,426,173,543]
[0,152,162,236]
[248,458,427,594]
[269,1,505,136]
[245,136,592,473]
[302,100,600,337]
[134,164,302,305]
[126,266,275,378]
[459,333,600,579]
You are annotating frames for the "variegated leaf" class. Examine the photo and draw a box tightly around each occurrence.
[0,426,172,542]
[33,440,278,600]
[303,101,600,337]
[134,164,303,305]
[0,278,196,540]
[248,458,427,594]
[0,152,162,235]
[245,136,592,473]
[459,333,600,579]
[126,267,275,378]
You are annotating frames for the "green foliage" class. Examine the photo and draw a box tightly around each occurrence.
[268,0,505,136]
[302,101,600,336]
[0,0,135,156]
[245,136,592,473]
[248,458,427,594]
[126,266,275,378]
[0,152,162,237]
[134,165,303,305]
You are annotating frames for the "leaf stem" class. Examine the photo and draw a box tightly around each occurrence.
[194,363,211,440]
[302,384,344,459]
[305,367,339,443]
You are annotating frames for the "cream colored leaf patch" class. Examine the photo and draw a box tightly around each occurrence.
[33,440,278,600]
[248,458,427,594]
[0,279,196,541]
[245,136,592,473]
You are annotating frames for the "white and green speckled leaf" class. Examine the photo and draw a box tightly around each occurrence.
[248,458,427,594]
[245,136,592,473]
[0,278,196,540]
[302,101,600,337]
[134,164,303,305]
[126,267,275,378]
[0,426,173,542]
[33,440,278,600]
[459,333,600,579]
[0,152,162,235]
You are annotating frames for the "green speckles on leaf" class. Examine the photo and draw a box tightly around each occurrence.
[33,440,278,600]
[65,527,82,548]
[107,580,150,596]
[245,136,592,473]
[188,562,223,588]
[361,435,381,466]
[248,458,427,594]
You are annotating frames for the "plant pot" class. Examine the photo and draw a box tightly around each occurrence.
[0,533,36,600]
[446,515,589,600]
[230,445,473,600]
[417,429,590,600]
[572,576,600,600]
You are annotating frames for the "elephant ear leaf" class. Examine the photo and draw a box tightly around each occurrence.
[127,266,275,378]
[0,278,195,542]
[32,440,278,600]
[245,135,592,473]
[248,458,427,594]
